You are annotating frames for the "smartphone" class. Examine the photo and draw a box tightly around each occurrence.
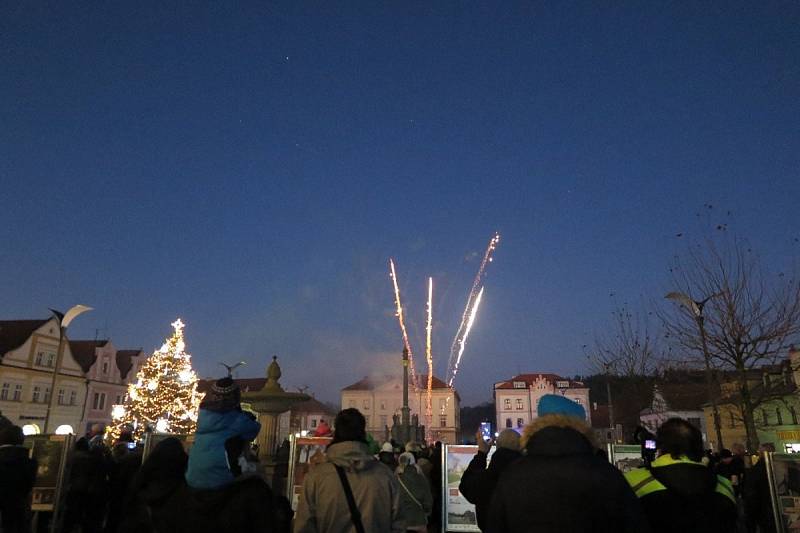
[127,442,137,450]
[644,439,656,450]
[479,422,492,442]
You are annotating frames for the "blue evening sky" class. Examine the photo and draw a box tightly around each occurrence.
[2,2,799,405]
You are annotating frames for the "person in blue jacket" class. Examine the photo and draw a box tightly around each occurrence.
[186,376,261,490]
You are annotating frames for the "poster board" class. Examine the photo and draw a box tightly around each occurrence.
[607,444,644,473]
[766,452,800,532]
[442,444,495,532]
[24,434,72,513]
[286,435,333,511]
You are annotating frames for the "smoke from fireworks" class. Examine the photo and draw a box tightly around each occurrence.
[389,259,417,386]
[446,233,500,384]
[425,277,434,427]
[448,286,484,386]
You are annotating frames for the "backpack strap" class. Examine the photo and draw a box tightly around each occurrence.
[397,474,425,510]
[334,464,366,533]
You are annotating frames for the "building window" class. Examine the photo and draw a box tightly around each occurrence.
[516,399,523,410]
[791,406,798,425]
[517,418,524,428]
[93,392,107,410]
[13,384,22,401]
[362,399,369,410]
[777,408,783,426]
[762,409,769,426]
[440,415,447,428]
[58,389,65,405]
[513,381,526,389]
[46,353,55,367]
[439,399,447,411]
[0,383,8,401]
[44,387,50,402]
[380,415,388,428]
[69,390,77,405]
[504,399,511,409]
[505,418,512,428]
[32,386,41,403]
[364,415,370,426]
[35,352,44,365]
[380,400,386,411]
[102,359,109,374]
[311,419,317,428]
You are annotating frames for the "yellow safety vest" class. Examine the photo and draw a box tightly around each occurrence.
[624,455,736,504]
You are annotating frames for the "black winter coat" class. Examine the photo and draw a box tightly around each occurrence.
[0,444,37,533]
[487,426,650,533]
[459,447,521,531]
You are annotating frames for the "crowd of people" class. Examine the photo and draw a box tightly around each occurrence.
[0,382,786,532]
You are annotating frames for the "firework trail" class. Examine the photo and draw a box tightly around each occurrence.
[448,286,484,386]
[389,259,417,386]
[425,277,434,428]
[446,233,500,383]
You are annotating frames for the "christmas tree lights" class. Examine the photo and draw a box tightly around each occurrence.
[107,318,203,442]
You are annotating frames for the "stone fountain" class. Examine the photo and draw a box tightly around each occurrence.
[242,356,310,467]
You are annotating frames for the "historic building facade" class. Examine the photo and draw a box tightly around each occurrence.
[340,375,461,444]
[0,318,87,434]
[494,373,591,431]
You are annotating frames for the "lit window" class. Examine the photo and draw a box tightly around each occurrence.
[22,424,40,436]
[504,399,511,409]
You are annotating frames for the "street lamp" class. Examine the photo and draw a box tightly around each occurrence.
[44,305,93,433]
[664,291,724,451]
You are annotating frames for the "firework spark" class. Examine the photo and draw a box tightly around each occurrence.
[447,233,500,383]
[425,277,434,428]
[389,259,417,386]
[448,286,484,386]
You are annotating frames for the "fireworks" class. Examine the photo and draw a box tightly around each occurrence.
[448,286,484,386]
[389,258,417,386]
[387,232,500,410]
[446,233,500,384]
[426,277,434,428]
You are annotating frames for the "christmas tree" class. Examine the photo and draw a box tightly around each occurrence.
[108,318,203,441]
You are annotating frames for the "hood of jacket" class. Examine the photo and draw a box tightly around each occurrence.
[195,409,240,434]
[326,441,379,472]
[650,455,718,498]
[525,425,594,457]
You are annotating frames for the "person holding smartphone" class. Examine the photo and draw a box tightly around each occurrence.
[458,425,521,532]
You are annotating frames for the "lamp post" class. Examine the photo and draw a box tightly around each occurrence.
[603,362,616,440]
[44,305,93,433]
[665,291,724,451]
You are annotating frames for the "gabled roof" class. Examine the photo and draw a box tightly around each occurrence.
[292,397,337,416]
[494,373,585,390]
[116,350,142,380]
[342,374,450,391]
[0,319,49,356]
[69,340,109,373]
